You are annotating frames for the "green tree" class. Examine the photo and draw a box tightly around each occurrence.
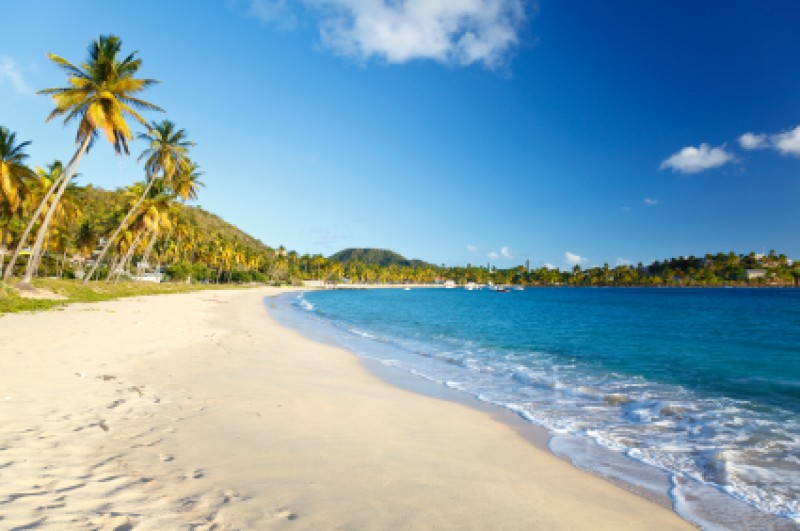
[84,120,191,283]
[12,35,162,288]
[0,127,35,266]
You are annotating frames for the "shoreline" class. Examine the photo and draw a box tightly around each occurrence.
[0,287,693,529]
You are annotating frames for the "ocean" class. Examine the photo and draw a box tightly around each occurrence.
[271,287,800,529]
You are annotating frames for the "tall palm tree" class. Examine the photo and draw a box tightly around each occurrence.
[0,127,36,271]
[84,119,191,283]
[13,34,162,289]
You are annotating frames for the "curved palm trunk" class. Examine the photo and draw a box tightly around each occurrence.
[18,136,91,288]
[83,178,156,284]
[113,229,145,283]
[138,226,159,277]
[3,172,68,281]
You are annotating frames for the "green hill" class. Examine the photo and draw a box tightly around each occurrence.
[329,248,432,268]
[75,185,273,255]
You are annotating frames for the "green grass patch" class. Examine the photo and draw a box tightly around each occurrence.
[0,278,248,314]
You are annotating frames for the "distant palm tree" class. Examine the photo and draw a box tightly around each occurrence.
[12,34,162,288]
[173,160,204,202]
[0,126,35,268]
[84,119,191,283]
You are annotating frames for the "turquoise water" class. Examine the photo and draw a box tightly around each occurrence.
[283,287,800,527]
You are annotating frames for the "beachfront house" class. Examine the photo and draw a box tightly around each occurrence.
[745,269,767,281]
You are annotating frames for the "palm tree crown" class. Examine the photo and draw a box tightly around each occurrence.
[173,161,204,202]
[38,34,163,155]
[0,126,36,214]
[138,120,193,184]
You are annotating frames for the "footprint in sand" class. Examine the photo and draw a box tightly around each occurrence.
[158,453,174,462]
[273,506,299,521]
[186,469,204,480]
[107,399,126,410]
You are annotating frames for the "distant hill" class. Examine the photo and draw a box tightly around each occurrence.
[329,248,432,268]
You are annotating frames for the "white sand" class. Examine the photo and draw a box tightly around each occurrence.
[0,287,693,529]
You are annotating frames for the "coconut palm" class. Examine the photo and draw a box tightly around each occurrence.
[11,35,161,288]
[3,161,71,280]
[114,182,174,281]
[173,160,204,202]
[84,119,191,283]
[0,127,35,217]
[0,127,36,271]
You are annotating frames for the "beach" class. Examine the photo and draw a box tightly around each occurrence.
[0,287,692,529]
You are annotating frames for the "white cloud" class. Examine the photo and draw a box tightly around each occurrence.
[0,56,33,95]
[565,252,587,267]
[542,262,556,270]
[772,125,800,157]
[310,0,529,68]
[250,0,299,28]
[660,143,733,174]
[500,246,513,259]
[643,197,659,206]
[466,244,479,253]
[488,251,499,260]
[739,132,768,150]
[615,257,632,266]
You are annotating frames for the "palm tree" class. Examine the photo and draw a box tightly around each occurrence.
[3,161,72,280]
[0,127,35,217]
[84,119,191,283]
[0,126,36,272]
[12,35,162,289]
[173,161,204,202]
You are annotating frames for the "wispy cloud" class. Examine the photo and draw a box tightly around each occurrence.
[311,227,352,247]
[565,251,587,267]
[466,244,479,253]
[660,143,734,174]
[542,262,556,270]
[485,245,514,260]
[643,197,659,206]
[616,257,633,266]
[249,0,299,28]
[0,56,33,96]
[309,0,530,68]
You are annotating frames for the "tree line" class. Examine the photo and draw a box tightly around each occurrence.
[289,250,799,287]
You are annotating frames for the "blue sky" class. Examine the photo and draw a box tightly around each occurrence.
[2,1,799,269]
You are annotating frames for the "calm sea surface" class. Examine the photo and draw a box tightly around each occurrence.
[275,287,800,528]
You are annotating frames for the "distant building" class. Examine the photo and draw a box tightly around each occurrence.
[745,269,767,280]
